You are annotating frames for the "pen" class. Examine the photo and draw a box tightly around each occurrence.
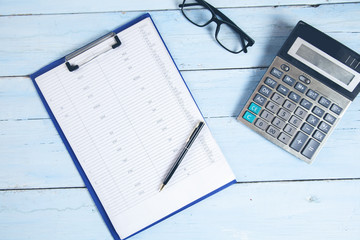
[159,121,205,192]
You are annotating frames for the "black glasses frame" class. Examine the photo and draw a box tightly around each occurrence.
[179,0,255,53]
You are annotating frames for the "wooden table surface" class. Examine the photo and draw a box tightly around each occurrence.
[1,1,360,239]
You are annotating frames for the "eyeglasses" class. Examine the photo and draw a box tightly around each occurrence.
[179,0,255,54]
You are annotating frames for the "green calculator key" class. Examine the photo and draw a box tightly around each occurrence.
[243,111,256,123]
[248,102,261,114]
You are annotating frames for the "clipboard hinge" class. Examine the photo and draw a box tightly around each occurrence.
[65,32,122,72]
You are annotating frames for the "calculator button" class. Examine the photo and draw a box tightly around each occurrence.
[301,139,320,159]
[283,100,296,112]
[243,111,256,123]
[299,75,311,84]
[281,64,290,72]
[289,115,301,128]
[282,75,295,86]
[318,121,331,133]
[253,94,266,106]
[330,104,343,115]
[260,110,274,122]
[290,131,308,152]
[284,124,296,136]
[288,91,301,103]
[306,89,319,100]
[270,67,283,79]
[301,123,314,135]
[271,93,285,105]
[264,77,277,88]
[266,125,280,138]
[248,102,262,115]
[318,97,331,108]
[294,107,307,119]
[278,132,291,145]
[324,113,336,125]
[259,85,272,97]
[294,82,307,93]
[313,130,325,142]
[306,114,320,127]
[272,117,286,129]
[312,106,325,118]
[254,118,268,131]
[300,98,313,110]
[277,108,291,121]
[277,84,290,96]
[266,101,279,114]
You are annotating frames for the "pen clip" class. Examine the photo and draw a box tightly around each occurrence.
[186,121,204,143]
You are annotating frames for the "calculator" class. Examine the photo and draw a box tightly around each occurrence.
[238,21,360,163]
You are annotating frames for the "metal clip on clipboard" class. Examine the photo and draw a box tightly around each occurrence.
[65,32,121,72]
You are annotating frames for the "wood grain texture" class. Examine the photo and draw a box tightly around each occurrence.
[0,76,359,189]
[1,0,360,239]
[0,0,356,15]
[1,180,359,240]
[0,4,359,76]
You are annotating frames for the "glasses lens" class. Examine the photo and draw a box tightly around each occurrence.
[182,0,213,26]
[216,23,247,53]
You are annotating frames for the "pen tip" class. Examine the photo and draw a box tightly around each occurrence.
[159,184,165,192]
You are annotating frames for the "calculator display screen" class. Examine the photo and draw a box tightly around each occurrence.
[296,44,354,85]
[288,37,360,92]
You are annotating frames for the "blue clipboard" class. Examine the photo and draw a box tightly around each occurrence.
[30,13,236,240]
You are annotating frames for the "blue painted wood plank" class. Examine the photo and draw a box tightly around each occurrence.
[1,115,359,189]
[0,4,359,76]
[1,180,359,240]
[0,0,355,15]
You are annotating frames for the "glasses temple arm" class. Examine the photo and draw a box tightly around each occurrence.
[205,3,255,45]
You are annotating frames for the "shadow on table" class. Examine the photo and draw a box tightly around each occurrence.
[232,18,294,118]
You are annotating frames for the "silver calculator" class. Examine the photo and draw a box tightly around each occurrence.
[238,21,360,163]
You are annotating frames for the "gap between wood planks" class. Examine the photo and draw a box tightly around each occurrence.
[1,178,359,192]
[0,2,358,17]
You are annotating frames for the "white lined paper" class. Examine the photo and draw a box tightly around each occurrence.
[35,17,235,239]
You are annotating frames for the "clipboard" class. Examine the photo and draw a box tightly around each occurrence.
[30,13,236,239]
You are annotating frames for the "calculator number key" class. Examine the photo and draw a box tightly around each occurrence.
[277,108,291,121]
[260,110,274,122]
[294,107,307,119]
[271,93,285,105]
[254,118,268,131]
[272,117,286,129]
[284,124,296,136]
[283,100,296,112]
[266,101,279,114]
[266,125,280,138]
[289,115,301,128]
